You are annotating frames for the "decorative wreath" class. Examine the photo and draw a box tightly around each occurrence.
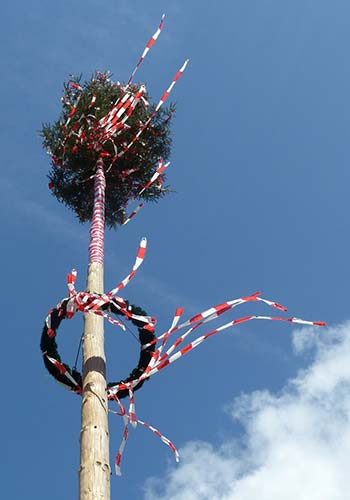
[40,297,156,400]
[39,238,326,476]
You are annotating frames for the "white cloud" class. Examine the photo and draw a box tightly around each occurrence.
[144,321,350,500]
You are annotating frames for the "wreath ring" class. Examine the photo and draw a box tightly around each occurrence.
[40,297,156,399]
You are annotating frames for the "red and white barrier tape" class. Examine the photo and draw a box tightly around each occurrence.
[142,313,325,378]
[110,392,179,476]
[128,388,137,428]
[147,307,184,372]
[46,355,82,393]
[54,238,155,331]
[122,203,144,226]
[99,92,132,129]
[109,237,147,295]
[115,420,129,476]
[127,14,166,86]
[119,59,189,158]
[100,86,146,141]
[138,159,170,196]
[122,159,170,226]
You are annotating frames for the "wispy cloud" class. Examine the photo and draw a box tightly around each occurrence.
[144,321,350,500]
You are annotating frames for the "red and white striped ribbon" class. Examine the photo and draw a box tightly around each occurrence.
[138,159,170,196]
[144,313,325,378]
[63,296,123,327]
[65,85,83,127]
[89,94,97,107]
[142,292,278,350]
[110,393,129,476]
[46,355,82,392]
[127,14,166,86]
[115,422,129,476]
[99,92,132,129]
[67,269,77,297]
[147,307,184,372]
[45,309,54,337]
[137,418,180,463]
[111,393,128,425]
[128,387,137,428]
[109,237,147,295]
[155,59,189,112]
[64,290,126,330]
[106,292,325,392]
[122,86,146,119]
[70,82,83,91]
[121,160,170,226]
[60,238,154,329]
[109,404,179,476]
[102,86,146,141]
[88,160,106,265]
[119,59,189,157]
[122,203,144,226]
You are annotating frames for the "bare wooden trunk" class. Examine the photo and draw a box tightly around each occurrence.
[79,161,111,499]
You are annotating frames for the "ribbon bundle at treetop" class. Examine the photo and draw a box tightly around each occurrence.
[40,14,187,228]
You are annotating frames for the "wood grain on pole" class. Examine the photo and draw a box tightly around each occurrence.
[79,160,111,500]
[79,263,111,500]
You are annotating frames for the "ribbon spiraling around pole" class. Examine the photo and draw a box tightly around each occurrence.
[88,159,106,264]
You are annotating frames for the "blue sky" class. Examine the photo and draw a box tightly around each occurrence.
[2,1,350,498]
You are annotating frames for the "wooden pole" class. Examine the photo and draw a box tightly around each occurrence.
[79,160,111,499]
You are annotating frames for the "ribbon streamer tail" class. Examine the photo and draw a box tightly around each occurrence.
[127,14,166,86]
[109,237,147,295]
[119,59,189,157]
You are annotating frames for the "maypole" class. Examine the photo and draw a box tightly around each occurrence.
[79,159,110,499]
[39,13,326,497]
[40,14,186,497]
